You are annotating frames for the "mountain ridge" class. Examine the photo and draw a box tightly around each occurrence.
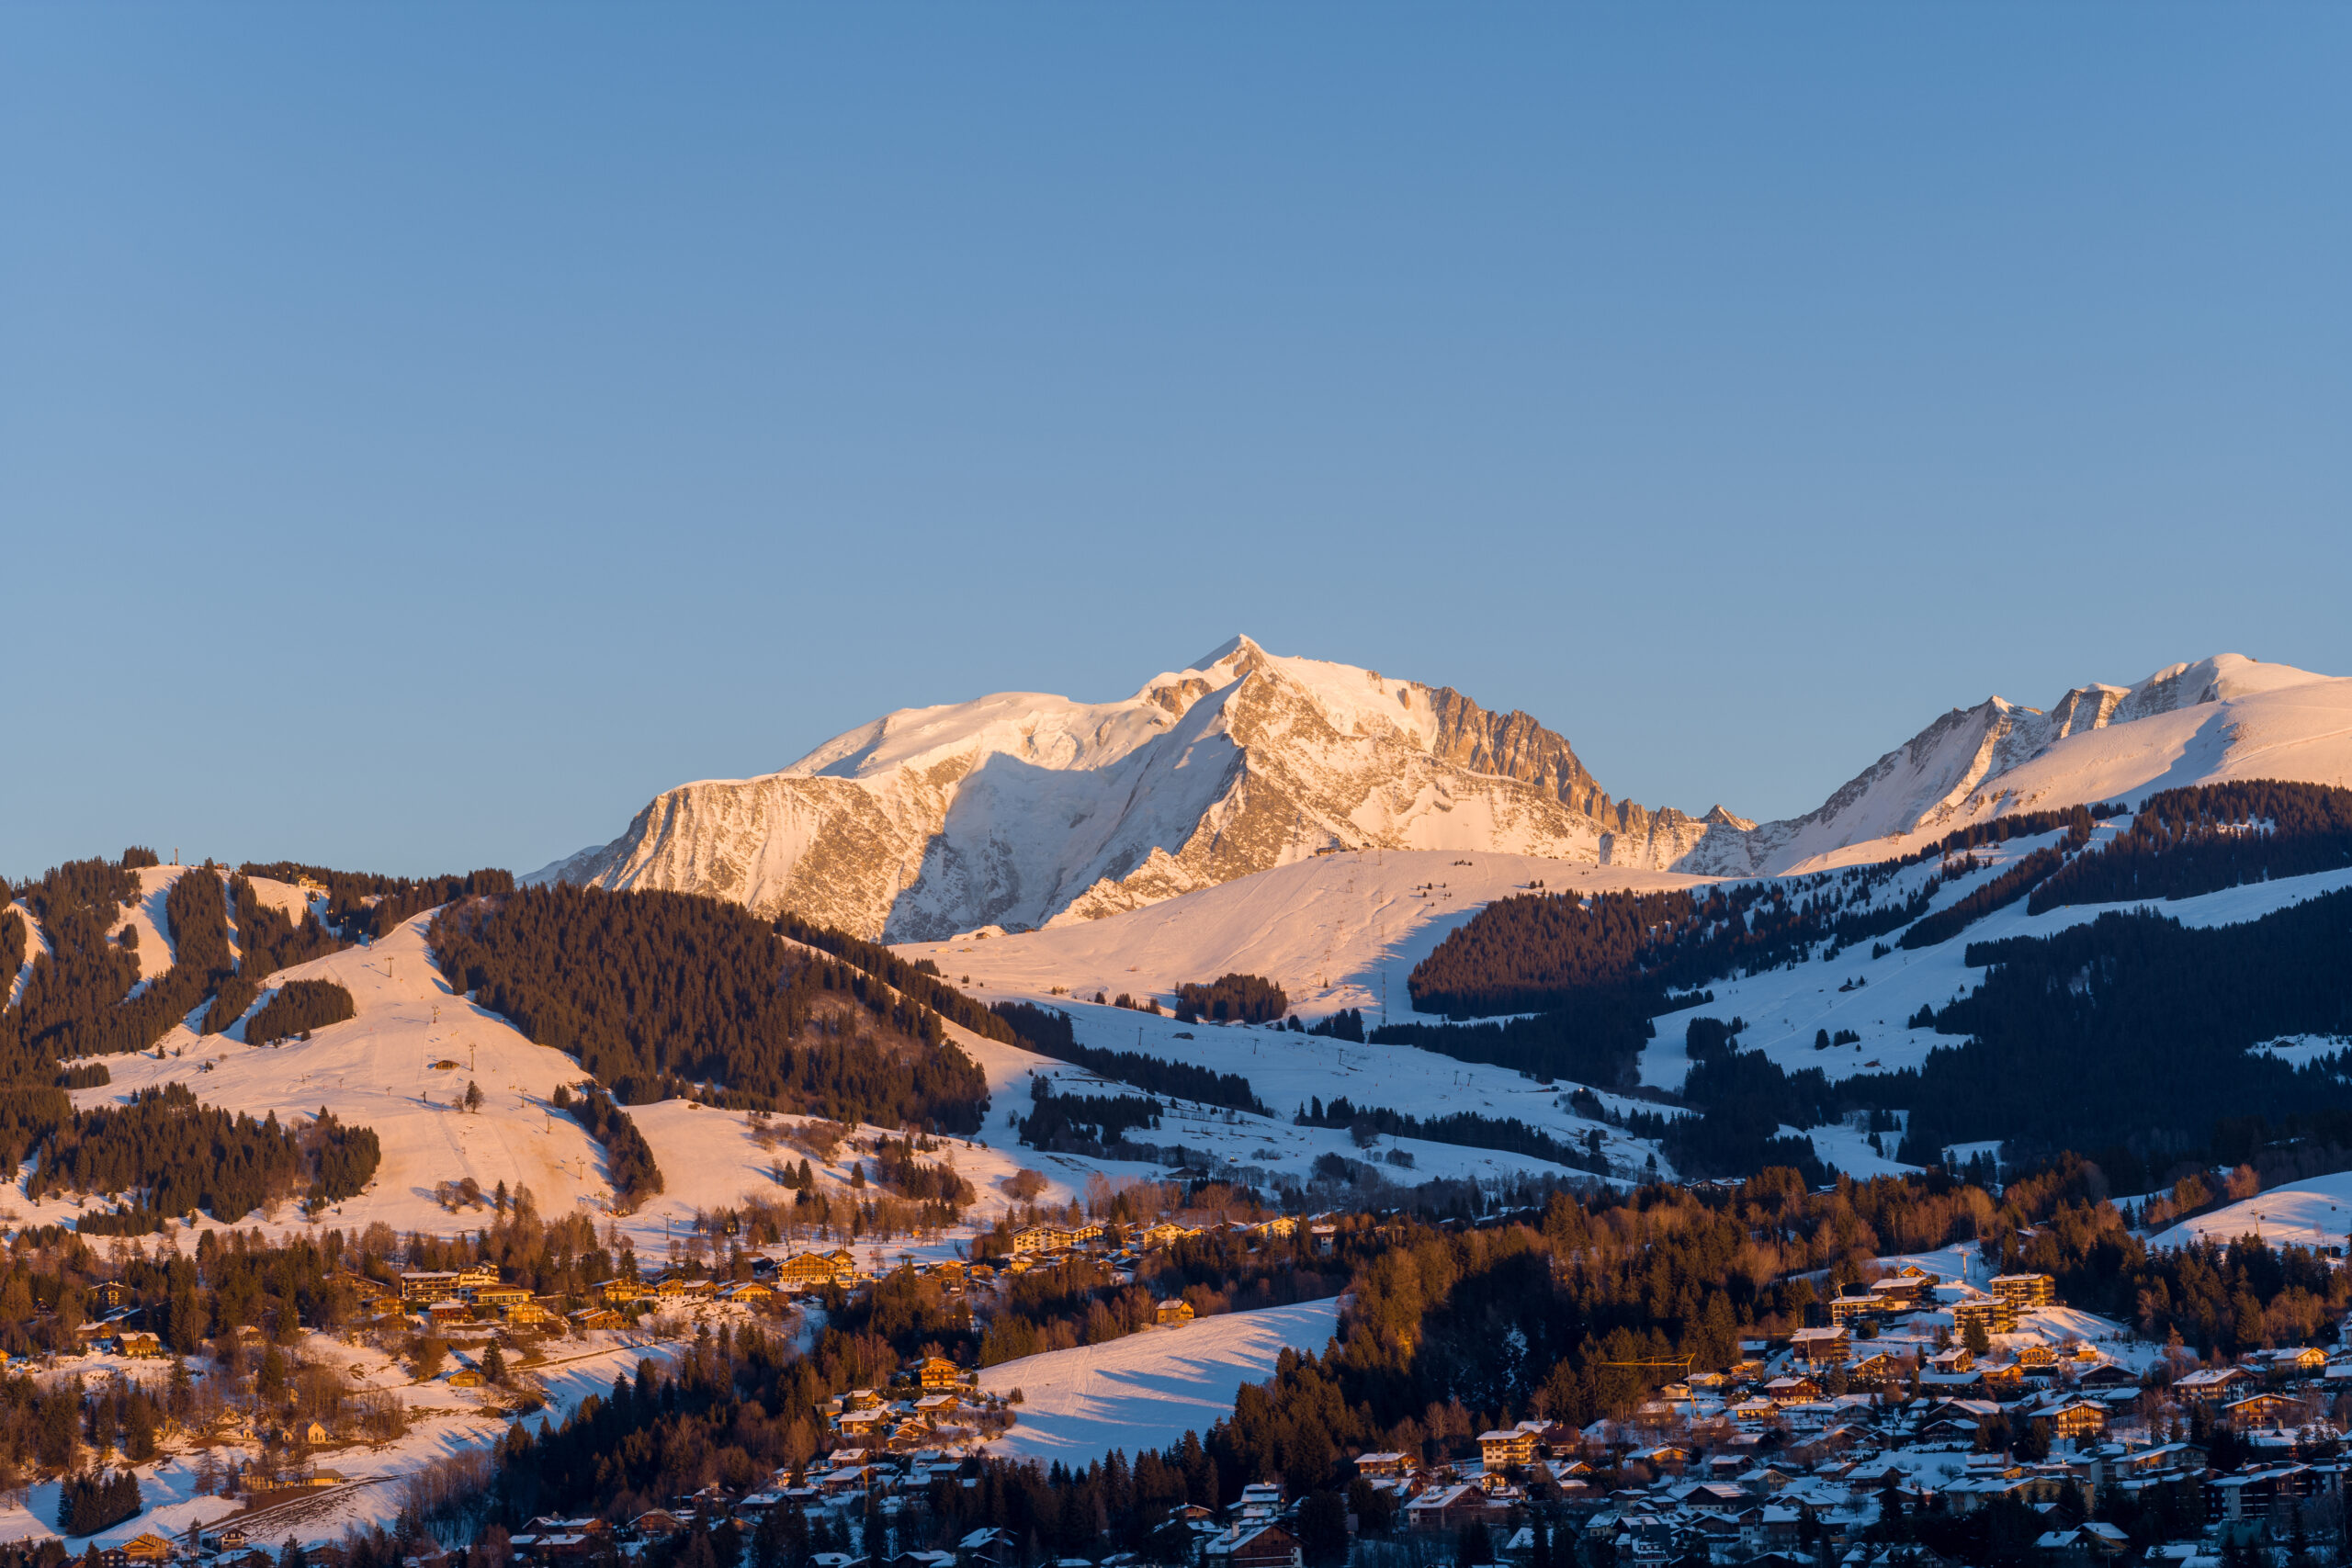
[530,643,2352,938]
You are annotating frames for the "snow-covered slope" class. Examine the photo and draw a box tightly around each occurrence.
[901,848,1703,1023]
[1681,654,2352,875]
[2145,1172,2352,1253]
[61,911,1048,1253]
[531,636,1727,941]
[1638,852,2352,1097]
[978,1298,1343,1465]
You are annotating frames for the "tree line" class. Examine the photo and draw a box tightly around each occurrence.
[0,1083,379,1233]
[237,862,514,942]
[776,911,1024,1049]
[2026,779,2352,913]
[989,1002,1269,1114]
[1293,1096,1611,1178]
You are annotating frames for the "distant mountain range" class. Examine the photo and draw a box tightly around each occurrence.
[531,639,2352,940]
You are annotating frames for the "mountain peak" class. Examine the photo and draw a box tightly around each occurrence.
[531,635,1692,939]
[1189,634,1264,671]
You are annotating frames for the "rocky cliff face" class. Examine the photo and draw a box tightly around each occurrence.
[531,636,1714,939]
[531,648,2349,935]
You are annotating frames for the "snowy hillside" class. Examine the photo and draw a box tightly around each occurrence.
[899,848,1704,1025]
[1639,845,2352,1097]
[978,1298,1342,1465]
[54,910,1057,1255]
[530,636,1726,942]
[1683,654,2352,875]
[2145,1173,2352,1253]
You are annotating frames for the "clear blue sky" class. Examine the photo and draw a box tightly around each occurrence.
[5,7,2346,878]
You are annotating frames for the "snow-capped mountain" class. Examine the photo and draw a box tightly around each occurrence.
[1680,653,2352,875]
[530,637,1726,940]
[534,644,2352,940]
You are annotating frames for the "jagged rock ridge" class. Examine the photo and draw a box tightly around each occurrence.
[532,648,2352,936]
[529,637,1722,939]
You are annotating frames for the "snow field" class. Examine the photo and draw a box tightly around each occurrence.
[2144,1171,2352,1254]
[899,849,1702,1028]
[977,1297,1343,1465]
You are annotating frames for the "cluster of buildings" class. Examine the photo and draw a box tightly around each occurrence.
[820,1356,1012,1450]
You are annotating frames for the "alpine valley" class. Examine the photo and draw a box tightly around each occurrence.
[12,639,2352,1563]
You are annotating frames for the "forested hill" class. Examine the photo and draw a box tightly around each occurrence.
[429,884,990,1132]
[1368,782,2352,1182]
[1408,804,2112,1021]
[0,853,496,1076]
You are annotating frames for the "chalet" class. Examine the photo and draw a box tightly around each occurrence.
[503,1299,552,1326]
[448,1369,486,1389]
[92,1280,130,1310]
[302,1419,333,1444]
[120,1534,175,1564]
[1788,1326,1850,1367]
[1975,1362,2023,1397]
[468,1285,532,1310]
[1155,1299,1195,1326]
[598,1278,650,1304]
[2256,1346,2328,1379]
[1989,1272,2055,1313]
[569,1307,624,1331]
[2216,1392,2309,1432]
[1928,1347,1974,1374]
[2206,1462,2323,1529]
[717,1280,775,1306]
[400,1270,463,1301]
[914,1356,963,1390]
[1354,1452,1412,1479]
[1828,1293,1883,1326]
[1012,1224,1071,1254]
[1223,1524,1302,1568]
[1478,1424,1542,1470]
[2030,1400,2108,1442]
[2175,1366,2256,1408]
[1404,1483,1493,1530]
[1950,1296,2015,1336]
[776,1250,858,1289]
[1763,1377,1822,1404]
[118,1330,162,1359]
